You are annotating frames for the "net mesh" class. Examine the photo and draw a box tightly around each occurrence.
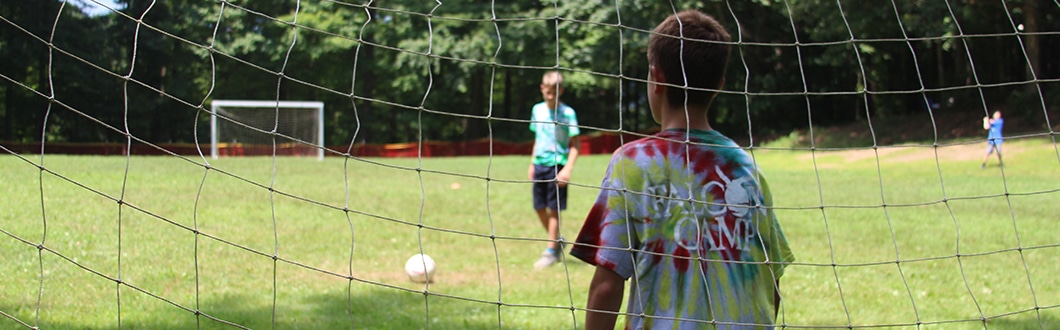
[0,1,1058,329]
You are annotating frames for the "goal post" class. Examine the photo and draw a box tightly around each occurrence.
[210,100,325,160]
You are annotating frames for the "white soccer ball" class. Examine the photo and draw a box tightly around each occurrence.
[404,254,436,283]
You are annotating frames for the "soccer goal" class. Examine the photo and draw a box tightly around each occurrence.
[3,1,1059,329]
[209,100,325,160]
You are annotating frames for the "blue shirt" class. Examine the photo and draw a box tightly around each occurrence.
[988,118,1004,144]
[529,102,579,166]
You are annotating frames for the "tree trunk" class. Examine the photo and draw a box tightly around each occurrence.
[36,0,52,141]
[1022,0,1041,88]
[503,69,511,123]
[356,34,376,145]
[2,85,10,141]
[467,69,485,140]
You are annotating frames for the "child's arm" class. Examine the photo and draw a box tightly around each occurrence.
[557,136,580,187]
[528,144,538,181]
[584,265,624,330]
[983,116,991,130]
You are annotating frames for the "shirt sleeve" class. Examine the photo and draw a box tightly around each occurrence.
[566,107,580,137]
[756,172,794,278]
[571,151,639,279]
[528,107,537,132]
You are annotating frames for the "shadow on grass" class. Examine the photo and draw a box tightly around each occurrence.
[985,309,1060,330]
[0,285,508,329]
[783,309,1060,330]
[5,293,1054,329]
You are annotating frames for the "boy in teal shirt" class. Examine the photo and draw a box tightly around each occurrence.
[529,71,580,269]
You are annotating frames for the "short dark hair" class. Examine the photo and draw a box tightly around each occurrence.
[648,10,731,107]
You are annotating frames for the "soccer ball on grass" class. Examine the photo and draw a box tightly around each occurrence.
[404,254,436,283]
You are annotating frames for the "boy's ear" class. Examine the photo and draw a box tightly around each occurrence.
[650,65,666,95]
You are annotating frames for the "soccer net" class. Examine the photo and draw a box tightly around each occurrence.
[1,1,1058,329]
[210,100,325,160]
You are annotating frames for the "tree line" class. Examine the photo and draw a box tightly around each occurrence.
[1,0,1056,147]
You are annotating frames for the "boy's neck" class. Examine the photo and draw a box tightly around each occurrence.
[658,104,713,131]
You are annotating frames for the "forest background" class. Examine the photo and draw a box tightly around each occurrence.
[2,0,1057,150]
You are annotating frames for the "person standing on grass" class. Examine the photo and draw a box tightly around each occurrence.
[570,10,794,329]
[981,110,1004,168]
[528,70,580,269]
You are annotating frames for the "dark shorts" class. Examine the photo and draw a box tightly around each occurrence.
[532,164,568,211]
[986,140,1002,154]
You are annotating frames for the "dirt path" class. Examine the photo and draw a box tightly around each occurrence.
[800,141,1041,165]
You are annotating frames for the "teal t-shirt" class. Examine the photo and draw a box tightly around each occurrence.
[571,128,794,329]
[529,102,579,166]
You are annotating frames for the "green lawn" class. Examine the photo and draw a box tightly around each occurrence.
[1,138,1058,329]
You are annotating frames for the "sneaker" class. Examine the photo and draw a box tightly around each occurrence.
[534,251,559,269]
[981,163,986,169]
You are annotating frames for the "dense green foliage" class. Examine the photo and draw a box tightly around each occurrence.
[2,1,1057,146]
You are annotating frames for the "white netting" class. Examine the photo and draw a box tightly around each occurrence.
[210,100,325,159]
[1,1,1058,329]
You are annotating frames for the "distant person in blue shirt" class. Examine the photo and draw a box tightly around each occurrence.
[981,110,1004,168]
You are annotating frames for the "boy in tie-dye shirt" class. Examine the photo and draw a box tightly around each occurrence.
[570,10,794,330]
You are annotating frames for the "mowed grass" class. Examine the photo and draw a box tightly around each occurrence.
[1,138,1058,329]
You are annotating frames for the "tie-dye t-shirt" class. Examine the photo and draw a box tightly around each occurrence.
[571,128,794,329]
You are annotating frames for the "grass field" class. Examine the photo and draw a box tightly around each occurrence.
[1,137,1058,329]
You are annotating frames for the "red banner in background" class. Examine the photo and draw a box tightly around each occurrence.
[345,139,532,158]
[339,130,647,157]
[2,131,650,158]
